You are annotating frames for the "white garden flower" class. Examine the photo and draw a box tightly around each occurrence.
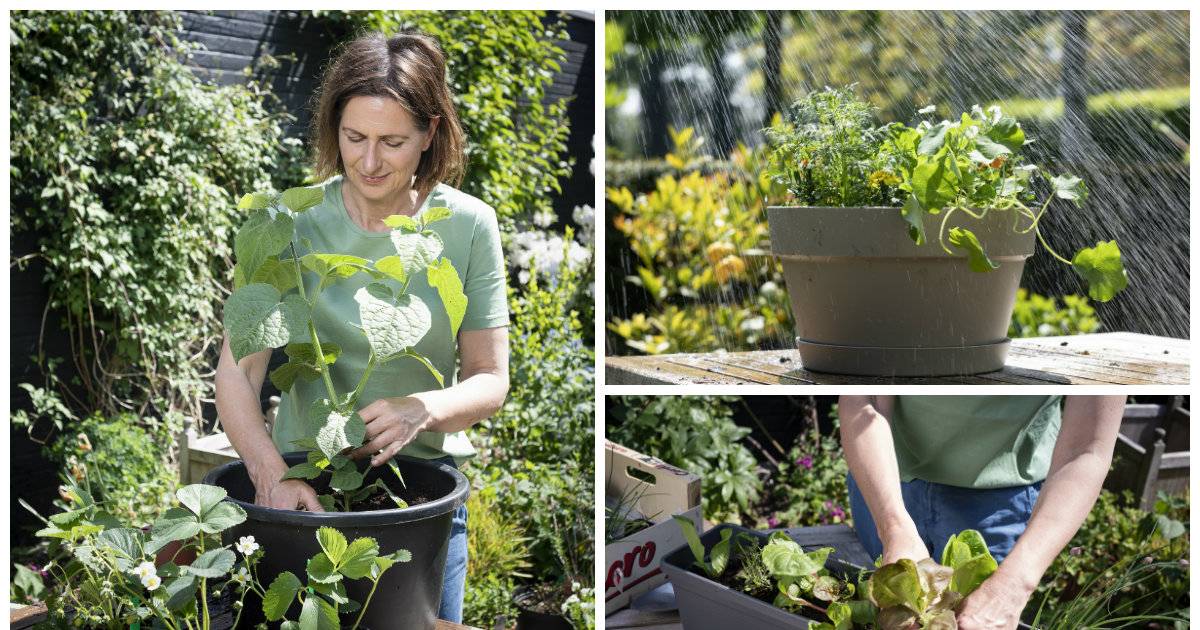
[142,574,162,591]
[964,126,979,139]
[235,535,260,556]
[532,207,556,228]
[917,121,932,131]
[232,567,251,585]
[131,561,156,580]
[988,105,1003,123]
[970,104,985,119]
[917,104,936,115]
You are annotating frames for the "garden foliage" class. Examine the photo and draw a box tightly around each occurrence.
[1008,289,1100,338]
[607,129,793,355]
[764,415,851,529]
[609,396,762,523]
[11,11,304,435]
[326,10,574,232]
[462,488,531,626]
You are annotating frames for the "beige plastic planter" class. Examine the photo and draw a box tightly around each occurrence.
[767,206,1035,376]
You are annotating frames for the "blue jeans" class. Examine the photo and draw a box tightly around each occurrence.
[847,473,1040,564]
[437,456,468,623]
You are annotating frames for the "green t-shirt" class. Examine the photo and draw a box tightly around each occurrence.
[891,395,1062,489]
[271,176,509,462]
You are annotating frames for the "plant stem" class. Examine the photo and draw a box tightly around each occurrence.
[198,537,209,630]
[351,577,384,630]
[288,243,340,405]
[346,352,378,411]
[1035,227,1074,265]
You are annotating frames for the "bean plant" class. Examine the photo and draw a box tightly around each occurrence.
[224,187,467,512]
[764,86,1129,303]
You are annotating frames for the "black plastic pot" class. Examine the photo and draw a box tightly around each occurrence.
[661,524,866,630]
[513,585,574,630]
[204,453,469,630]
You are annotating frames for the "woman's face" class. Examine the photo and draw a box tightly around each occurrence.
[338,96,438,202]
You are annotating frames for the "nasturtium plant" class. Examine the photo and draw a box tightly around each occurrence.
[764,86,1129,303]
[223,185,469,512]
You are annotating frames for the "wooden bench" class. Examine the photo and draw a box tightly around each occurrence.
[606,333,1188,385]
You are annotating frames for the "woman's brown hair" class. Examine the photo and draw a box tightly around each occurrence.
[310,31,465,193]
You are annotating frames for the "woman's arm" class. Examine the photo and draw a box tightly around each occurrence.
[956,395,1125,630]
[350,326,510,466]
[838,395,930,563]
[214,336,324,511]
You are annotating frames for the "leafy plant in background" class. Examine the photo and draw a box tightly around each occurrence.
[10,11,304,437]
[609,396,762,523]
[1008,289,1100,338]
[761,404,851,529]
[326,10,573,233]
[608,129,793,354]
[764,86,1129,303]
[44,412,178,527]
[1030,489,1189,623]
[224,187,466,512]
[462,487,531,627]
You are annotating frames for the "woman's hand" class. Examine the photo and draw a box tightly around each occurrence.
[349,396,433,466]
[254,477,325,512]
[955,567,1034,630]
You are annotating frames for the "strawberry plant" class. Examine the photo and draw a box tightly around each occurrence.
[223,187,468,512]
[764,86,1129,303]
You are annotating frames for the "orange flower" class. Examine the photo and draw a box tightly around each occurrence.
[989,155,1006,169]
[714,255,747,284]
[705,242,737,265]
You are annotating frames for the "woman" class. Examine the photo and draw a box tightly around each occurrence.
[214,31,510,624]
[839,395,1123,630]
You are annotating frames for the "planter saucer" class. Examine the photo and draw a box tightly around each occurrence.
[794,336,1010,377]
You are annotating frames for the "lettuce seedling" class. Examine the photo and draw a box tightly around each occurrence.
[223,188,467,512]
[867,530,998,630]
[673,516,754,579]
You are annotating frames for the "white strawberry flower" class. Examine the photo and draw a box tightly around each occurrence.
[235,535,259,556]
[142,574,162,591]
[232,567,251,585]
[131,561,156,580]
[917,104,936,115]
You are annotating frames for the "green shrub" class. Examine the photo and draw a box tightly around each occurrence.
[10,11,303,432]
[1009,289,1101,338]
[46,411,177,527]
[607,129,793,355]
[472,239,594,583]
[463,487,529,627]
[1030,489,1189,622]
[325,10,573,232]
[609,396,762,523]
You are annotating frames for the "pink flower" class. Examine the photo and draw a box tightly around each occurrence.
[767,514,780,528]
[1070,547,1083,556]
[798,455,814,469]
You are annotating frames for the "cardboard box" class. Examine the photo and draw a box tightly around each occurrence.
[604,440,702,614]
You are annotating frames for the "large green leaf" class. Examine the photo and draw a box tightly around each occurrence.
[283,461,324,481]
[163,574,198,613]
[271,342,340,392]
[224,284,311,361]
[947,227,998,272]
[286,342,341,365]
[389,230,444,276]
[1072,240,1129,302]
[382,214,419,231]
[672,515,706,572]
[761,532,831,578]
[198,502,247,534]
[1050,174,1089,206]
[316,410,367,460]
[972,136,1011,161]
[987,117,1026,153]
[901,195,927,245]
[427,257,467,341]
[238,192,272,211]
[282,185,325,213]
[263,571,302,621]
[299,594,340,630]
[912,155,958,213]
[177,484,226,518]
[302,253,374,289]
[339,537,381,579]
[306,552,341,584]
[318,527,349,565]
[709,529,734,576]
[151,507,202,543]
[250,256,299,294]
[917,122,950,156]
[374,255,407,284]
[422,206,453,225]
[330,465,365,493]
[183,548,235,578]
[270,361,321,392]
[234,209,294,282]
[96,528,142,566]
[354,284,433,358]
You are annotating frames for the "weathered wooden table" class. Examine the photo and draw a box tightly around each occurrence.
[606,333,1189,385]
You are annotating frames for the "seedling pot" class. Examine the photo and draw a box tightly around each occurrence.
[768,206,1035,376]
[661,524,864,630]
[513,585,574,630]
[204,453,469,630]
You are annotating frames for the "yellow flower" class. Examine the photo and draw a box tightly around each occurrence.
[869,170,901,187]
[714,255,746,284]
[705,242,736,265]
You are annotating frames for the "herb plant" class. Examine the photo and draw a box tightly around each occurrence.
[764,86,1129,303]
[223,187,468,512]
